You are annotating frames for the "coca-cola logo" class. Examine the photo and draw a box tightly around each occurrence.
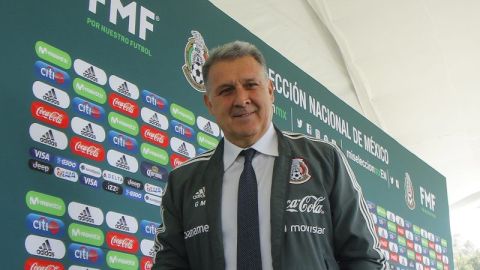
[141,125,168,147]
[109,93,139,117]
[24,258,64,270]
[170,153,188,168]
[286,195,325,214]
[70,136,105,161]
[141,257,153,270]
[106,231,139,253]
[31,101,69,128]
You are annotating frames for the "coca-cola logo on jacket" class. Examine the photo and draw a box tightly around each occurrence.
[286,195,325,215]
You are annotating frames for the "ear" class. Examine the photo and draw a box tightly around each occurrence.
[268,79,275,103]
[203,94,213,114]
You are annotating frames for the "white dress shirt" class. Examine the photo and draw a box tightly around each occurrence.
[221,123,278,270]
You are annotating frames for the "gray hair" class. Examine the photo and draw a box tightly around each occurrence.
[202,41,268,88]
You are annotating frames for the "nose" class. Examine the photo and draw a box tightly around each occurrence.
[233,85,251,106]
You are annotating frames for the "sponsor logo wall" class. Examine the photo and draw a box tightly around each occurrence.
[3,0,452,269]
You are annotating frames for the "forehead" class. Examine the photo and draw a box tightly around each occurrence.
[207,56,264,84]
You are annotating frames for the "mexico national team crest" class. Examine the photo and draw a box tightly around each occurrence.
[404,172,416,210]
[290,158,311,184]
[182,31,209,92]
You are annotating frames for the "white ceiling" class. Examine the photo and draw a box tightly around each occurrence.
[210,0,480,245]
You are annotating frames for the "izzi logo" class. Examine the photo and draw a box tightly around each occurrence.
[26,213,65,237]
[68,243,104,266]
[34,61,71,87]
[88,0,159,40]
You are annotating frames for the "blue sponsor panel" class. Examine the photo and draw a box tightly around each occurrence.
[55,155,78,170]
[140,220,161,239]
[72,97,106,122]
[34,60,71,87]
[79,174,101,189]
[170,120,195,142]
[68,243,104,266]
[388,232,397,242]
[26,213,65,237]
[108,130,138,153]
[197,147,208,155]
[140,161,168,182]
[141,89,168,112]
[29,147,54,163]
[378,217,388,228]
[123,187,144,201]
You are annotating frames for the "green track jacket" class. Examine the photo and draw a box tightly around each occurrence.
[153,128,386,270]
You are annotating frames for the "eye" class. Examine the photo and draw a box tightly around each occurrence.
[245,82,259,89]
[217,86,234,96]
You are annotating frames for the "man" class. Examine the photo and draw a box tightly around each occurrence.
[153,41,386,270]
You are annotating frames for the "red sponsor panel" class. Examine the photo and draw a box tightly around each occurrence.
[109,93,139,118]
[407,240,414,250]
[444,266,449,270]
[425,267,431,270]
[428,241,435,249]
[390,252,399,262]
[141,256,153,270]
[436,253,442,261]
[70,136,105,161]
[141,125,168,147]
[379,238,389,249]
[170,153,188,168]
[24,257,64,270]
[416,253,423,262]
[106,231,139,253]
[397,227,405,236]
[31,101,69,129]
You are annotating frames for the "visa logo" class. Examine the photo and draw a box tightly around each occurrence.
[80,174,101,189]
[72,97,106,122]
[170,120,195,140]
[29,147,53,163]
[26,213,65,237]
[35,60,71,86]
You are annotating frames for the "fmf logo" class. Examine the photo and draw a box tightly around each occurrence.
[34,61,71,86]
[26,213,65,237]
[420,186,436,212]
[68,243,103,266]
[88,0,159,40]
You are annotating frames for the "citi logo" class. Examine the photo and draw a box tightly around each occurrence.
[68,202,104,226]
[106,211,138,233]
[109,75,139,99]
[140,220,160,238]
[29,123,68,150]
[25,235,66,259]
[108,130,138,152]
[170,120,195,140]
[26,213,65,237]
[72,97,106,121]
[68,243,103,265]
[32,81,70,109]
[71,117,106,143]
[141,90,168,112]
[88,0,159,40]
[140,107,168,130]
[31,101,69,129]
[109,93,139,118]
[107,149,138,173]
[73,59,107,85]
[141,125,168,147]
[35,61,71,86]
[70,136,105,162]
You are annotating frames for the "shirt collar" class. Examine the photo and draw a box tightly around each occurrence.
[223,123,279,171]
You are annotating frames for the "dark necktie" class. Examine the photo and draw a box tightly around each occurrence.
[237,148,262,270]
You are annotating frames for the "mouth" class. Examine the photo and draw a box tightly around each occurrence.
[232,110,255,118]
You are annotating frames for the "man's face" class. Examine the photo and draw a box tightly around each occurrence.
[203,56,274,148]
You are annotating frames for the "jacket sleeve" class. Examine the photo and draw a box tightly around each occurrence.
[329,145,387,270]
[152,173,190,270]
